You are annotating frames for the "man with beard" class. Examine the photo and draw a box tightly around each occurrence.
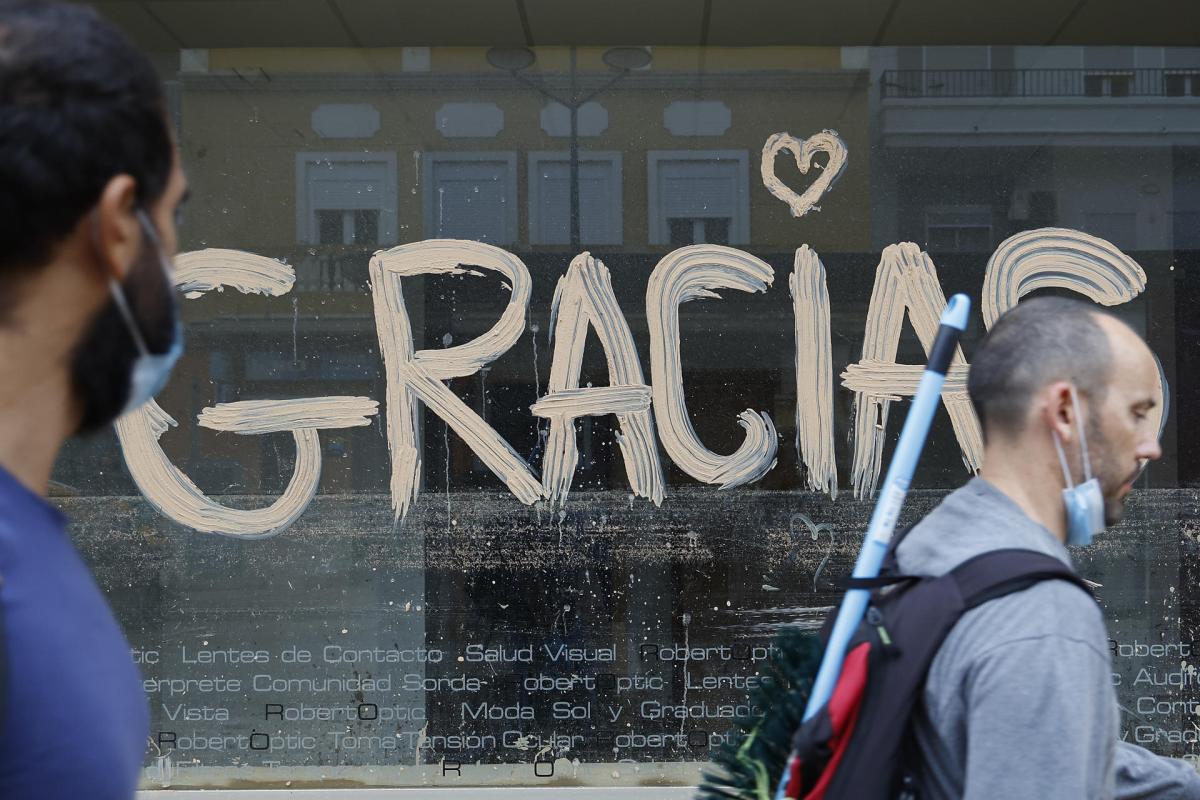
[895,295,1200,798]
[0,1,187,797]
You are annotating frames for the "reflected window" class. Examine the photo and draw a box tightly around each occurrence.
[1164,72,1200,97]
[527,152,623,245]
[1084,72,1133,97]
[925,206,993,252]
[1084,47,1134,97]
[647,150,749,245]
[667,217,731,246]
[295,152,397,245]
[423,152,517,244]
[316,209,379,246]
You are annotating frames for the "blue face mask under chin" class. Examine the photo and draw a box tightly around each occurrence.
[1051,388,1106,547]
[106,210,184,418]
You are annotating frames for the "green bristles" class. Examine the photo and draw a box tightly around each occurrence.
[696,629,821,800]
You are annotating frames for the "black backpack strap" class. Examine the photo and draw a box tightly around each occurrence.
[841,574,920,590]
[840,525,919,590]
[879,524,915,576]
[950,548,1094,610]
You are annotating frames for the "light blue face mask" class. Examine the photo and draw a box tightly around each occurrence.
[106,210,184,417]
[1051,388,1105,547]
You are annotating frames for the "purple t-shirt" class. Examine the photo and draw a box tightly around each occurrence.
[0,465,147,798]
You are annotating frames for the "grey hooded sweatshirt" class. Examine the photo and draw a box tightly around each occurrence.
[894,477,1200,799]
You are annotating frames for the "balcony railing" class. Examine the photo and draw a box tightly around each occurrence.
[881,68,1200,99]
[286,247,375,293]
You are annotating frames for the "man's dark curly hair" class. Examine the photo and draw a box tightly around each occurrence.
[0,0,172,305]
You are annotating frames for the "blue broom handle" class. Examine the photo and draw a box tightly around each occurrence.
[775,293,970,800]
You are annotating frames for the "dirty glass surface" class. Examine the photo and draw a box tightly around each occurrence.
[49,31,1200,790]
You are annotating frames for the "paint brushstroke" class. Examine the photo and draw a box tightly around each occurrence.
[647,245,779,489]
[760,130,849,218]
[531,252,665,509]
[984,225,1163,435]
[117,398,376,539]
[982,227,1147,329]
[370,239,542,520]
[115,249,381,538]
[198,397,378,433]
[842,362,970,396]
[116,403,321,539]
[842,242,982,499]
[175,248,295,299]
[790,246,838,498]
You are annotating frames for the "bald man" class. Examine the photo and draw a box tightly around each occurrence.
[894,296,1200,799]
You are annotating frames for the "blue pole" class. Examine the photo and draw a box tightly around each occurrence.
[775,293,970,800]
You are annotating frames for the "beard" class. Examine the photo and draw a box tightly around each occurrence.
[71,236,176,435]
[1086,415,1136,527]
[1103,489,1125,528]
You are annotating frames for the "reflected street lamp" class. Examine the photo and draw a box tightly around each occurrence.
[485,47,536,72]
[488,45,651,251]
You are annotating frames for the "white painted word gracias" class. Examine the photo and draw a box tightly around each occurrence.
[115,228,1153,539]
[114,130,1157,538]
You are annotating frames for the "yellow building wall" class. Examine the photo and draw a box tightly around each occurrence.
[178,45,870,258]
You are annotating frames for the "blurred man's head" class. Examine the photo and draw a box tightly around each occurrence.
[0,0,187,432]
[968,295,1162,528]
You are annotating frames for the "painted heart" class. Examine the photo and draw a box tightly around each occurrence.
[761,129,849,218]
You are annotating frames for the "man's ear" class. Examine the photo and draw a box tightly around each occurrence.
[1040,380,1077,444]
[91,174,141,283]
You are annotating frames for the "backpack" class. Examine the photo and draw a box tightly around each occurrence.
[781,530,1094,799]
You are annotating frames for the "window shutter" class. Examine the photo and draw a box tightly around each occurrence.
[433,160,510,244]
[659,161,737,219]
[309,161,387,210]
[534,159,618,245]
